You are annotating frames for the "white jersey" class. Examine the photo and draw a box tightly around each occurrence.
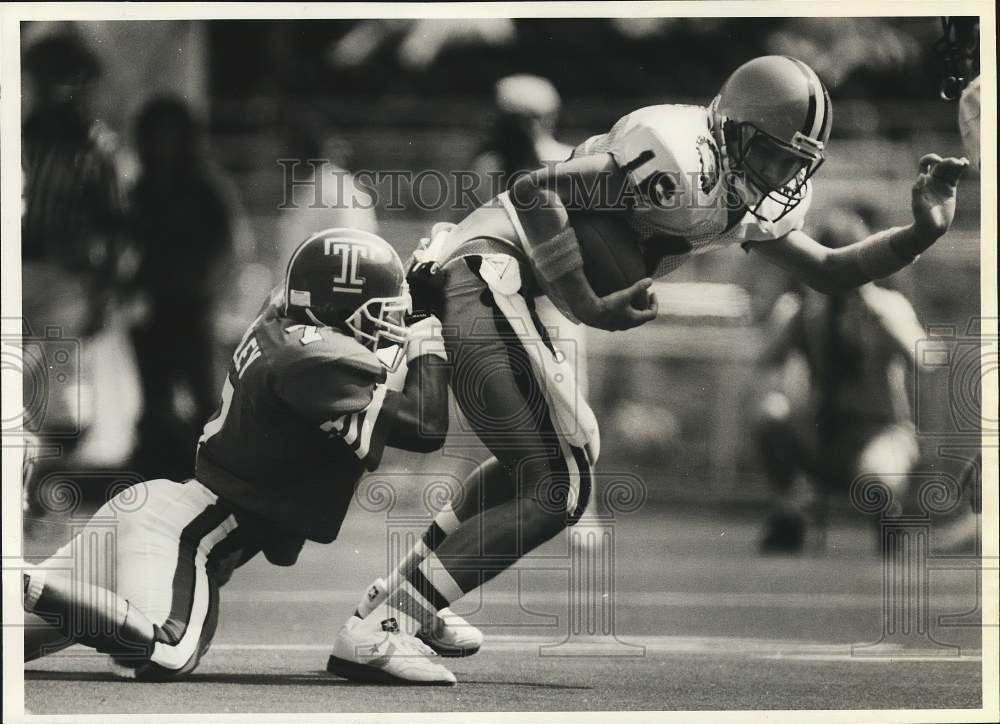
[574,104,811,277]
[958,76,980,169]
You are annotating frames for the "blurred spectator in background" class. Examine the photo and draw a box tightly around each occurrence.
[327,18,515,72]
[275,135,378,267]
[20,32,125,474]
[467,74,586,392]
[127,95,248,480]
[751,206,930,554]
[469,74,573,202]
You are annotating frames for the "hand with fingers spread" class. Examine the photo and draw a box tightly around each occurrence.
[911,153,969,242]
[593,278,659,331]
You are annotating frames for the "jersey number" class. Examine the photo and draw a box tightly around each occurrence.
[199,377,234,445]
[286,324,322,346]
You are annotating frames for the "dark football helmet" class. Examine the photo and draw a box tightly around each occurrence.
[711,55,832,223]
[284,228,410,364]
[935,16,980,101]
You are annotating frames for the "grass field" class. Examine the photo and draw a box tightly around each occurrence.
[22,503,984,714]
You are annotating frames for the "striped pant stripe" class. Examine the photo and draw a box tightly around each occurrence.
[491,287,595,525]
[149,505,237,673]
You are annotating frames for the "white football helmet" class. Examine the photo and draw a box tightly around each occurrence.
[711,56,832,222]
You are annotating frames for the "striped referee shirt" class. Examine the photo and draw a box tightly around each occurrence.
[21,114,124,270]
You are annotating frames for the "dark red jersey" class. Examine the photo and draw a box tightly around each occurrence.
[196,296,397,543]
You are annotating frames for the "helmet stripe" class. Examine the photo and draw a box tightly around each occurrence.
[808,72,829,141]
[803,91,818,141]
[818,83,832,142]
[787,57,827,141]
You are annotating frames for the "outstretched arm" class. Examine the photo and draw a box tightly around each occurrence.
[507,154,657,331]
[749,155,969,294]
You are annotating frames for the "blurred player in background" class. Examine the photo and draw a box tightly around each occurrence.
[752,205,929,553]
[23,228,456,683]
[936,16,980,170]
[469,74,573,197]
[333,55,970,684]
[128,96,251,480]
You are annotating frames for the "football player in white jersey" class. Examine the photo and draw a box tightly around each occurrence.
[332,56,970,684]
[932,16,982,552]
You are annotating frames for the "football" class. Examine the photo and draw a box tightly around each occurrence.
[569,211,648,298]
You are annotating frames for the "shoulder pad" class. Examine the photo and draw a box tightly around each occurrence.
[274,323,386,384]
[607,105,719,192]
[267,325,387,420]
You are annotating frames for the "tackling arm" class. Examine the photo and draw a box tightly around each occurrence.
[507,154,657,331]
[385,316,450,453]
[749,154,969,294]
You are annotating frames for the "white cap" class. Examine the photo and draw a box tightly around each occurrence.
[494,74,561,117]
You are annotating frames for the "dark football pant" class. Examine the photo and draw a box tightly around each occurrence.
[441,256,593,530]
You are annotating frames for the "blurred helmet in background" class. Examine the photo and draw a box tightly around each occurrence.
[22,33,101,117]
[935,16,980,101]
[284,228,409,366]
[711,55,832,223]
[494,74,561,123]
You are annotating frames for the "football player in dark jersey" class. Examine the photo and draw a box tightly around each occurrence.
[22,227,457,683]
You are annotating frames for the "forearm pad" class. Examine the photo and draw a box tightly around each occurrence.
[528,227,584,283]
[852,227,919,280]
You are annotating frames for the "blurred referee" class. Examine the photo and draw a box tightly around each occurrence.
[21,32,125,470]
[22,33,124,340]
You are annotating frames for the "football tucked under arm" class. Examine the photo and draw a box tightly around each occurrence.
[506,156,657,331]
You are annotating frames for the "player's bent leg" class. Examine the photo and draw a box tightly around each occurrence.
[333,254,595,683]
[352,577,483,658]
[753,393,812,553]
[115,482,247,680]
[24,611,76,662]
[855,423,920,502]
[25,478,250,680]
[753,391,800,494]
[23,570,155,662]
[348,459,508,657]
[357,341,592,636]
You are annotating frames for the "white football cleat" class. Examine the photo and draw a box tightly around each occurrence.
[353,577,483,657]
[326,616,456,686]
[417,607,484,658]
